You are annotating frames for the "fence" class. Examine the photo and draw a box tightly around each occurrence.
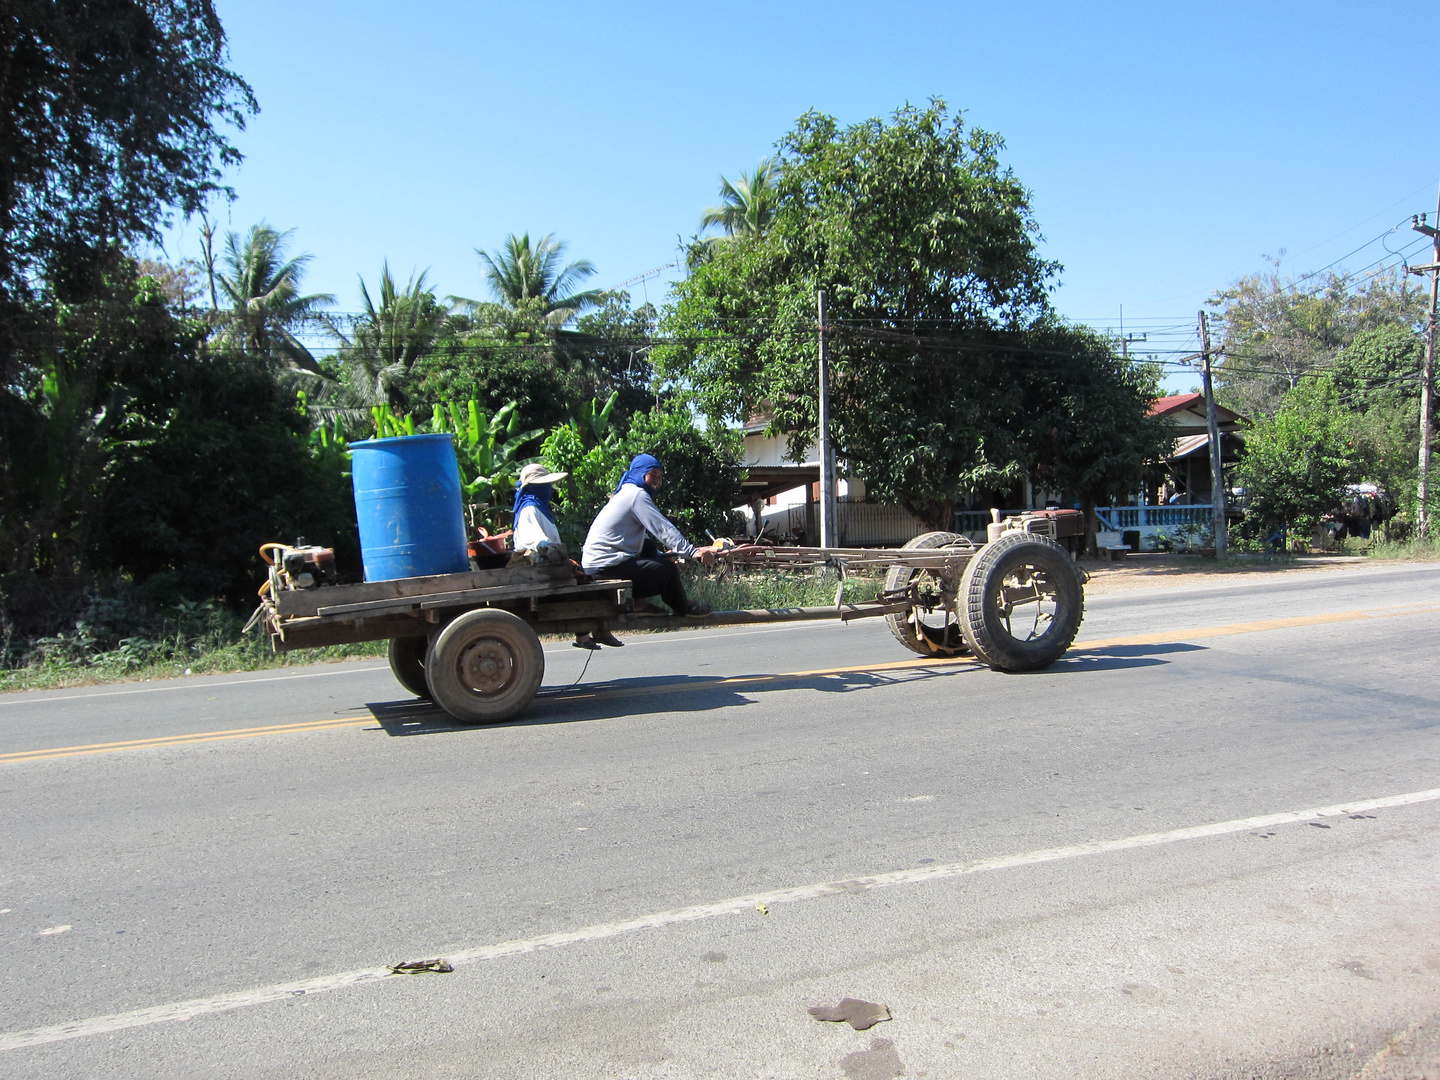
[1093,505,1214,531]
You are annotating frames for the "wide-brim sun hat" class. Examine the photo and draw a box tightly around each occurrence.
[519,463,568,486]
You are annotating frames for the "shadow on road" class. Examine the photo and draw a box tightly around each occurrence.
[1044,640,1207,673]
[362,662,978,735]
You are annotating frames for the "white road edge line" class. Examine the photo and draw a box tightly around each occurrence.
[4,785,1437,1053]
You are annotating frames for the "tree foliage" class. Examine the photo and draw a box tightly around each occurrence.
[1210,263,1424,418]
[1233,376,1358,537]
[329,263,450,410]
[0,259,355,609]
[700,157,781,242]
[460,233,603,328]
[1019,325,1170,553]
[658,101,1167,529]
[0,0,255,308]
[212,223,332,372]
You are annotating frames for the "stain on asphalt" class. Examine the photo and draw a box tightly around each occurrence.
[841,1037,905,1079]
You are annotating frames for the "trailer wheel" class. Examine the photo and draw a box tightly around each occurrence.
[425,609,545,724]
[959,533,1083,672]
[885,531,975,658]
[387,636,431,699]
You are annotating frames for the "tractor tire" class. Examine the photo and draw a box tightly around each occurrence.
[424,609,545,724]
[884,530,975,658]
[387,636,431,699]
[959,532,1084,672]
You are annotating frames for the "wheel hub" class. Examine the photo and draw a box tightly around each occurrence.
[459,639,515,696]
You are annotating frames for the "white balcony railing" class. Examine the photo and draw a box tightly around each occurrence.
[1094,505,1214,531]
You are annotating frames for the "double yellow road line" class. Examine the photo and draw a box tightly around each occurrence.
[6,601,1439,765]
[0,715,371,764]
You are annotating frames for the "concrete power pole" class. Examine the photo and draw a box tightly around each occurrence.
[1408,184,1440,540]
[817,289,838,547]
[1199,311,1227,561]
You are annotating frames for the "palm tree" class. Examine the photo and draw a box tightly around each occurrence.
[212,223,333,371]
[333,262,449,408]
[701,157,781,241]
[456,233,603,328]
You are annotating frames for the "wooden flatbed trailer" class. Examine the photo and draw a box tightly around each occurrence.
[258,515,1086,724]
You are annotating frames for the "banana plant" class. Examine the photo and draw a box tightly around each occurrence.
[426,399,542,508]
[370,402,415,438]
[573,390,619,448]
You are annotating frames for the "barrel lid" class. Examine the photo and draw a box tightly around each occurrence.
[349,433,456,449]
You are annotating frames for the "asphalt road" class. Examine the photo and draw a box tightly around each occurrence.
[2,561,1439,1079]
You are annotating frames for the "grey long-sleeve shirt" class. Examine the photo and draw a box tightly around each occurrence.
[581,484,695,569]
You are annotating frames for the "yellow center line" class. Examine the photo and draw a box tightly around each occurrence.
[7,601,1439,764]
[0,717,372,764]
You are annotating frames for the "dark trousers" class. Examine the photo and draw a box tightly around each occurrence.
[588,538,688,614]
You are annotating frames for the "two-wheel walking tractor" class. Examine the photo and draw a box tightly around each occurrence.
[256,510,1086,725]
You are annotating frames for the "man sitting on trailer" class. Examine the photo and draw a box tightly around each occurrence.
[582,453,720,619]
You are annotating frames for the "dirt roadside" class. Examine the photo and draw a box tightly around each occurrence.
[1071,552,1416,596]
[1074,553,1428,597]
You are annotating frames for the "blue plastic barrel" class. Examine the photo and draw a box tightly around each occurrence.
[349,434,471,581]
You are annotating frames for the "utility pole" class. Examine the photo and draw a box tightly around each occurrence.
[1408,183,1440,540]
[198,211,219,312]
[1199,311,1227,561]
[816,289,838,547]
[1118,306,1146,358]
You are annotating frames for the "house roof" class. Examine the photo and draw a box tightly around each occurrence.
[1168,431,1246,460]
[1149,393,1246,434]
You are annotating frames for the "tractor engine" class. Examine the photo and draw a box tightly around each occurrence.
[280,540,337,589]
[988,509,1086,555]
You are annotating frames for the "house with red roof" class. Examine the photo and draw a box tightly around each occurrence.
[1145,393,1247,505]
[1090,393,1248,549]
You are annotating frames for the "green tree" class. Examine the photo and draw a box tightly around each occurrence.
[213,223,333,372]
[1020,325,1170,555]
[1233,376,1357,540]
[1328,323,1425,412]
[0,1,255,311]
[458,233,603,328]
[0,262,204,580]
[403,304,582,433]
[1210,263,1424,418]
[94,352,358,603]
[700,157,781,241]
[330,263,450,410]
[559,291,659,421]
[657,101,1058,528]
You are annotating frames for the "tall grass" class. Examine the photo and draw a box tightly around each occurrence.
[1363,535,1440,561]
[684,567,885,611]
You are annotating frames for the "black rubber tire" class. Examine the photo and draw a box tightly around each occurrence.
[387,636,431,699]
[958,532,1084,672]
[424,609,545,724]
[884,530,974,658]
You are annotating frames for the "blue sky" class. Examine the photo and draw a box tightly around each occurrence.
[159,0,1439,380]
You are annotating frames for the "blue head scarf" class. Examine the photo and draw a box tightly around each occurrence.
[615,453,661,494]
[513,481,557,525]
